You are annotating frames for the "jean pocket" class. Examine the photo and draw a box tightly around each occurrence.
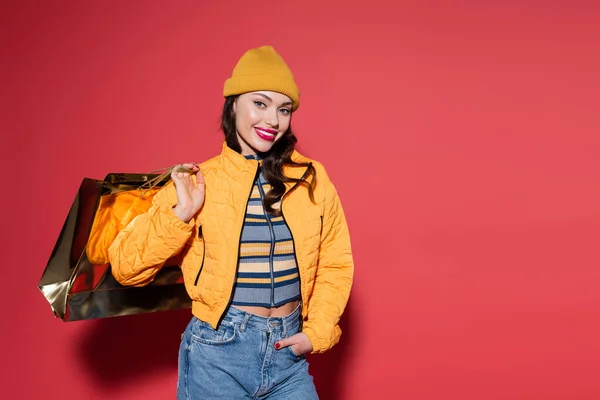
[287,344,303,358]
[190,318,237,346]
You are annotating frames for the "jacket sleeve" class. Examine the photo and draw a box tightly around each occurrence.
[108,182,195,286]
[302,169,354,353]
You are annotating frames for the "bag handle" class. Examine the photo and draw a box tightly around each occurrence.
[102,165,196,197]
[140,164,196,195]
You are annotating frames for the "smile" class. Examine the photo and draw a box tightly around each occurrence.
[254,127,277,142]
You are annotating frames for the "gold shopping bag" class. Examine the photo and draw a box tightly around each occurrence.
[38,169,192,321]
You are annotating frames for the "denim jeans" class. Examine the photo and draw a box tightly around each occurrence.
[177,303,319,399]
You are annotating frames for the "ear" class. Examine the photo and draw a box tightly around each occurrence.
[233,98,237,114]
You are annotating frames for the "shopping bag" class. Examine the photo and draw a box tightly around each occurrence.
[38,170,192,321]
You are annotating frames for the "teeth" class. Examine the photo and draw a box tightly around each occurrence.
[257,128,275,137]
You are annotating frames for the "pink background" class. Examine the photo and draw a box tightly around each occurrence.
[2,0,600,398]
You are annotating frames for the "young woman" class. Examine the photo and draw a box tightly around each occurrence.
[108,45,354,399]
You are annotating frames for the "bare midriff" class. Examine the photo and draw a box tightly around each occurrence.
[233,299,300,317]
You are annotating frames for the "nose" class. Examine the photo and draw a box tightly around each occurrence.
[264,108,279,128]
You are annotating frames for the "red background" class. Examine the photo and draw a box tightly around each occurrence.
[2,1,600,398]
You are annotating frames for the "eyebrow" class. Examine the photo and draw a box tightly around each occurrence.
[254,93,293,107]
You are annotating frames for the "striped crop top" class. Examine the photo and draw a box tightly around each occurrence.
[230,156,301,308]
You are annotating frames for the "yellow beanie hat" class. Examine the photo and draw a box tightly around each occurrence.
[223,45,300,111]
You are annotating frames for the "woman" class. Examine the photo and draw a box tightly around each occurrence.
[108,45,354,399]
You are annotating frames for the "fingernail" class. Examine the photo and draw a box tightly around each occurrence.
[274,343,280,350]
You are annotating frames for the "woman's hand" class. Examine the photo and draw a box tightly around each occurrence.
[274,332,313,356]
[172,163,205,223]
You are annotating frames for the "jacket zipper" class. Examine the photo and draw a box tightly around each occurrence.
[217,162,260,327]
[193,229,206,286]
[280,163,312,320]
[256,178,276,307]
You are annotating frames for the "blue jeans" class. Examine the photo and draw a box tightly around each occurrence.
[177,303,319,399]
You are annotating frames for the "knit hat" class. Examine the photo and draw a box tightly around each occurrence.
[223,46,300,111]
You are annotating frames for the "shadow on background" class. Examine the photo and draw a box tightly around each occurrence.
[309,297,355,400]
[77,299,355,398]
[76,308,190,390]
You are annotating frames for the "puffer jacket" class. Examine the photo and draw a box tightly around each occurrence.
[108,141,354,353]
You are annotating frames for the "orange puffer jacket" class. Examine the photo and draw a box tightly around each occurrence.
[108,142,354,353]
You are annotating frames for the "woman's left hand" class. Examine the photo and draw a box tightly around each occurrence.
[275,332,313,356]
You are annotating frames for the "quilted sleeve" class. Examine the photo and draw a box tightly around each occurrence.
[108,182,195,286]
[302,168,354,353]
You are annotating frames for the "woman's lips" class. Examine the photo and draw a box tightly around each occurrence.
[254,127,277,142]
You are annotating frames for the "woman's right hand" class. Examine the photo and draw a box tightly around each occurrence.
[172,163,205,223]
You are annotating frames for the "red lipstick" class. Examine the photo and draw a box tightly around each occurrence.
[254,127,277,142]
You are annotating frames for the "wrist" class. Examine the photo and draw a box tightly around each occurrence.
[172,205,191,223]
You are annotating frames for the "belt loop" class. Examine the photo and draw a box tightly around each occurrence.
[240,313,251,332]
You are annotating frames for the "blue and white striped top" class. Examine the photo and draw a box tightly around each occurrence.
[230,157,301,307]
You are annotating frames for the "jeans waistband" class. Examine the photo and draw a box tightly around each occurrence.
[223,303,302,334]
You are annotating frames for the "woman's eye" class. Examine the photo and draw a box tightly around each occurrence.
[254,101,266,108]
[279,108,291,116]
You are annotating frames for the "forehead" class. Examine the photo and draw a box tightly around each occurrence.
[247,91,292,105]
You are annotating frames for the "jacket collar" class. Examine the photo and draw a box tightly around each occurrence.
[220,141,259,172]
[219,141,310,180]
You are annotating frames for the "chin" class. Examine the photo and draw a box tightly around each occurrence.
[251,140,276,153]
